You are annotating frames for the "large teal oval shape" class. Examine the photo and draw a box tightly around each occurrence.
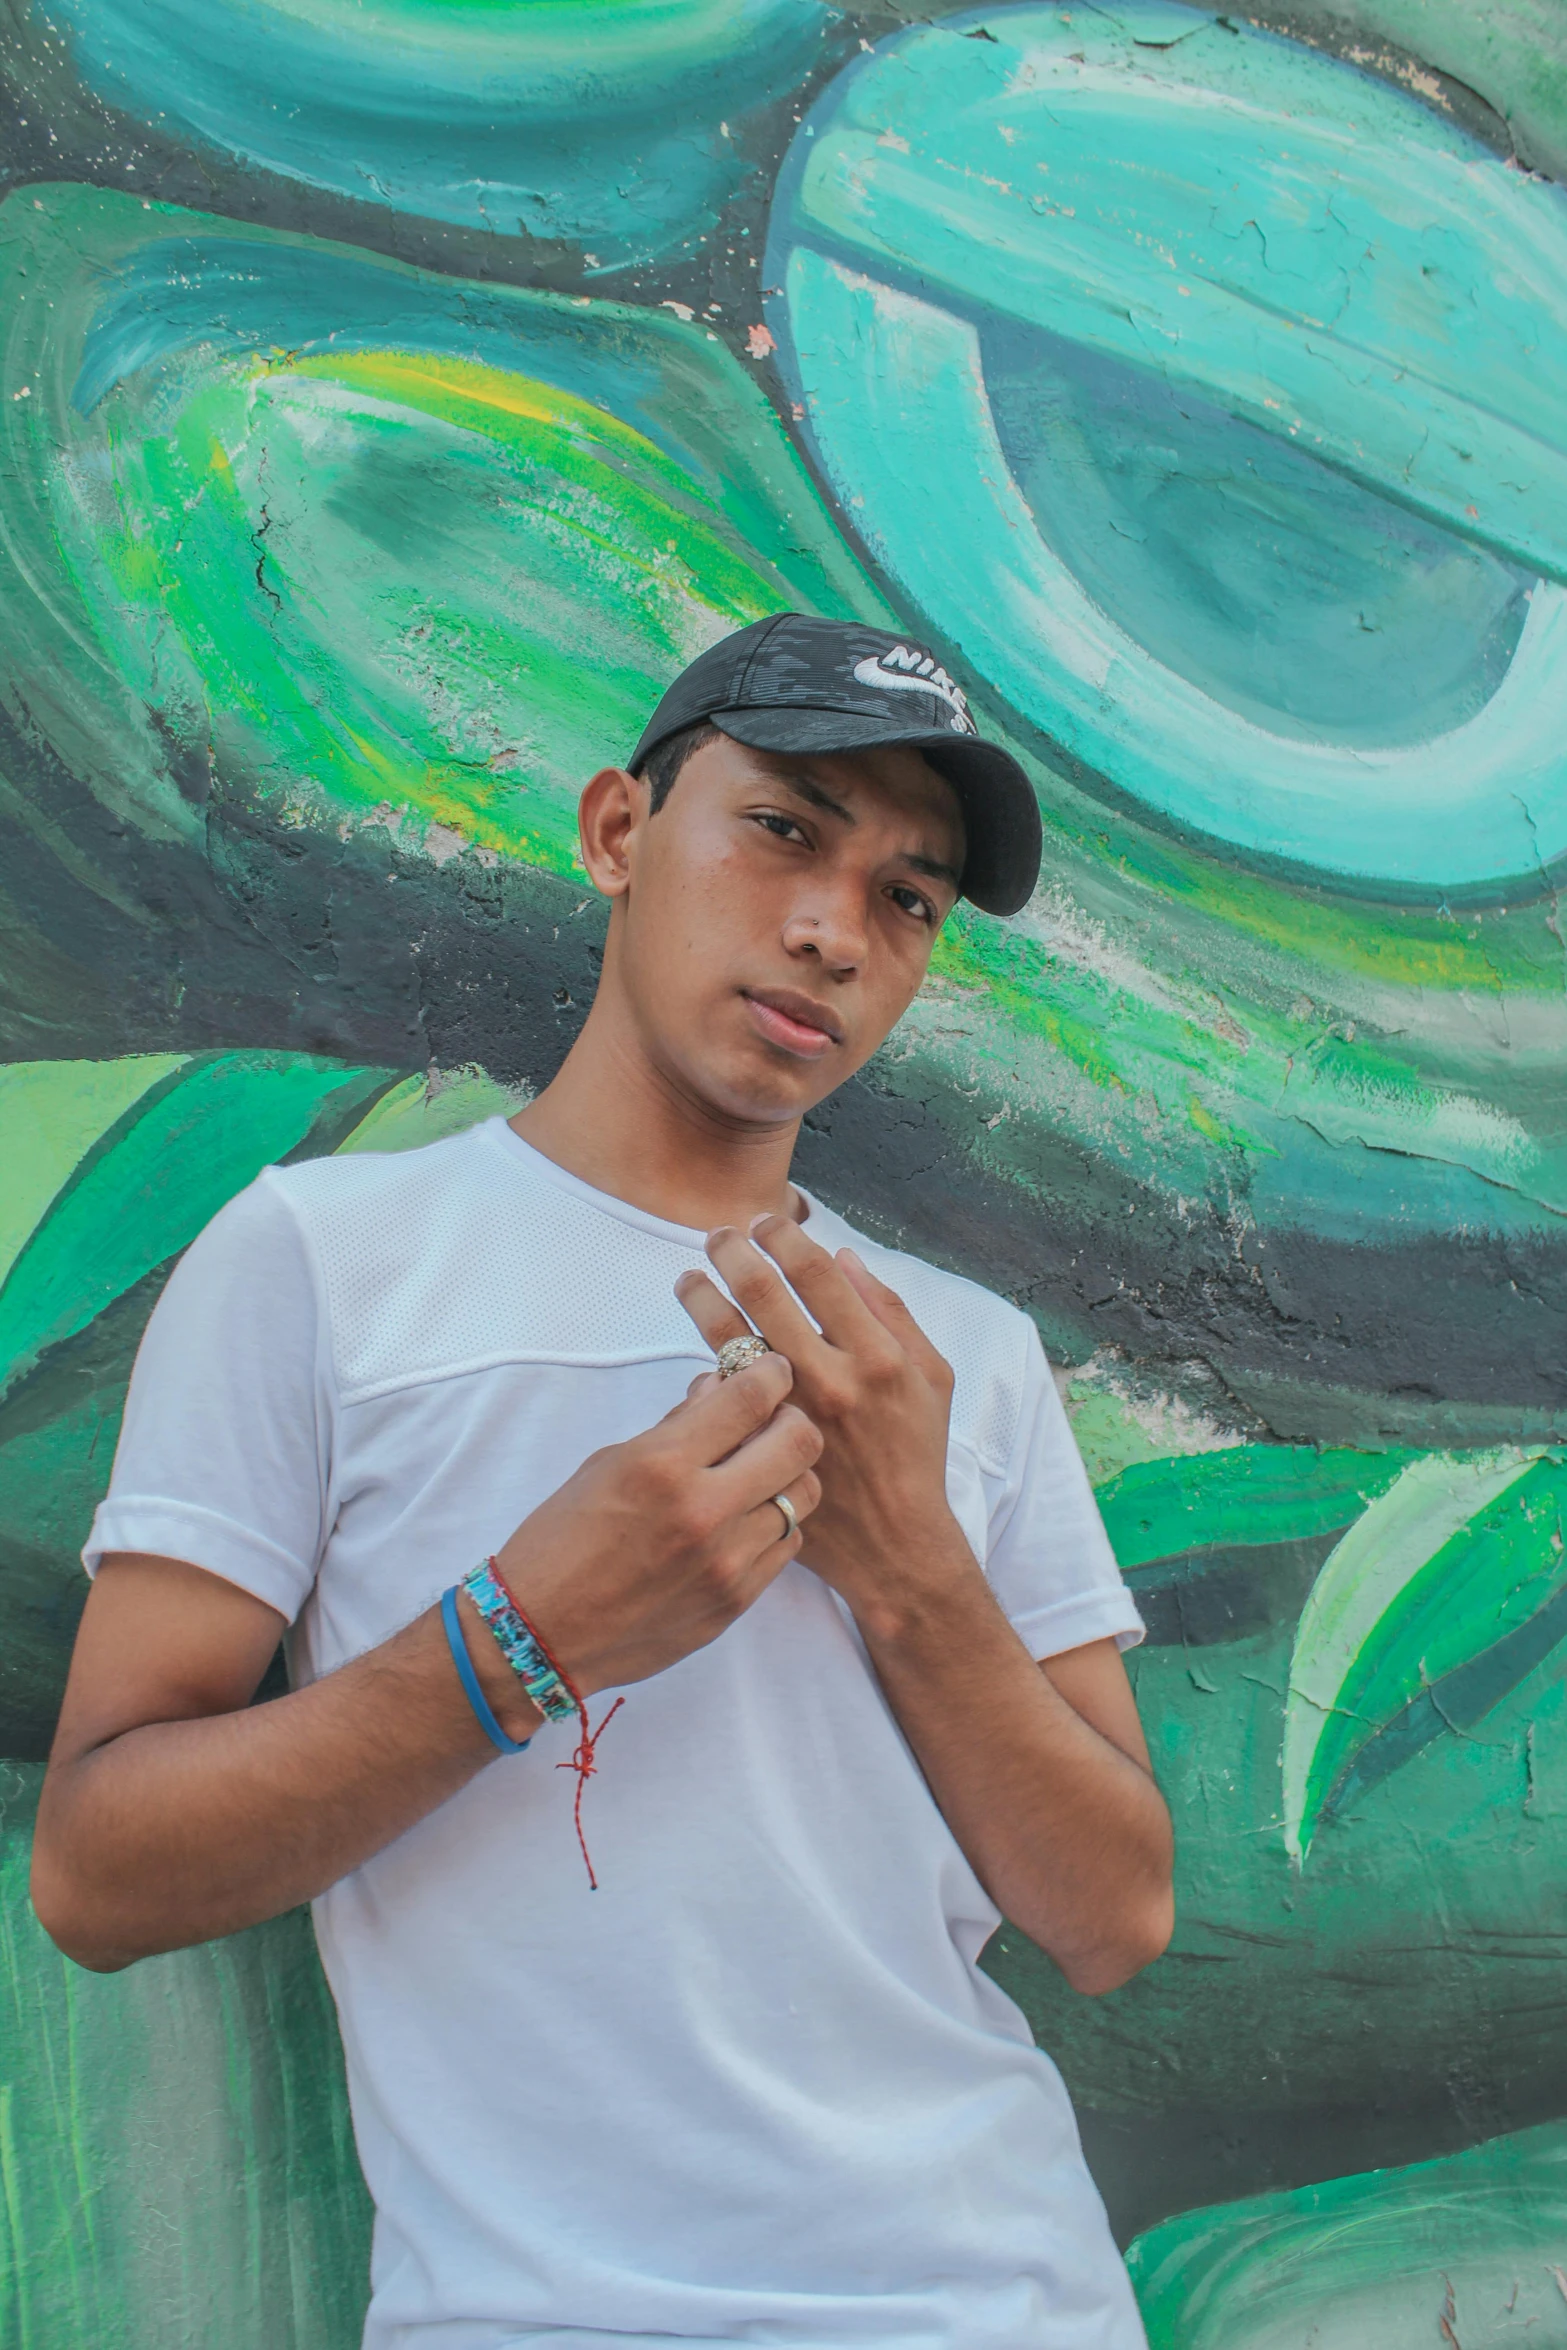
[766,2,1567,893]
[42,0,829,270]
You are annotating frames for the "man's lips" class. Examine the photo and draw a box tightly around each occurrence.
[742,988,844,1059]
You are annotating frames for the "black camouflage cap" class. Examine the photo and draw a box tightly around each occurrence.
[628,613,1041,917]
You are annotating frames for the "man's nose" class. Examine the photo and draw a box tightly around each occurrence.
[782,889,867,973]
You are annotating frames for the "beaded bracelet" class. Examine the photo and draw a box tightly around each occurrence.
[460,1557,578,1725]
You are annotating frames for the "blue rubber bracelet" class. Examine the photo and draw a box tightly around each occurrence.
[442,1585,530,1756]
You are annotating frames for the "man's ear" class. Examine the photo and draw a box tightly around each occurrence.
[577,766,645,899]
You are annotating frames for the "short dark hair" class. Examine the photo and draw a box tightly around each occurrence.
[632,720,724,813]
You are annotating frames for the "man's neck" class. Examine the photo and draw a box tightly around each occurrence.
[510,998,806,1233]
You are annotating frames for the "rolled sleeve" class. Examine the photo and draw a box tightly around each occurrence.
[983,1326,1145,1661]
[83,1172,332,1626]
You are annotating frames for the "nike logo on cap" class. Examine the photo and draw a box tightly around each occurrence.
[852,647,978,735]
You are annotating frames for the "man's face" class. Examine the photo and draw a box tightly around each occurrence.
[601,731,965,1126]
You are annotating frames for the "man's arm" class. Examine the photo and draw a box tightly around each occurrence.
[32,1554,530,1971]
[32,1357,820,1972]
[847,1611,1170,1997]
[677,1224,1173,1996]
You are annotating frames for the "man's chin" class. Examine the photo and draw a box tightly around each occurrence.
[679,1046,839,1132]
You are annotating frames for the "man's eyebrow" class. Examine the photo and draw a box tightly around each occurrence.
[773,767,961,887]
[777,770,854,825]
[904,852,963,890]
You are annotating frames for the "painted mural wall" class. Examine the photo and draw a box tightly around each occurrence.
[3,0,1566,2341]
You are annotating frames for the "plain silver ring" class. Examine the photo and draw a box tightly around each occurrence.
[717,1333,769,1379]
[771,1491,799,1542]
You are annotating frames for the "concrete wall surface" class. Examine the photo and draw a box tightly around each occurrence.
[3,2,1567,2342]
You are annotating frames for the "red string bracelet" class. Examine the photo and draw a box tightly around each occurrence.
[488,1559,622,1891]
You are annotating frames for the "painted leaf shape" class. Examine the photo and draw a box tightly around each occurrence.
[1127,2115,1567,2350]
[1283,1450,1567,1860]
[0,1052,399,1401]
[1096,1444,1415,1572]
[0,1056,184,1291]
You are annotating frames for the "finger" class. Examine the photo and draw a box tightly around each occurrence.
[704,1225,826,1366]
[707,1398,822,1516]
[727,1468,823,1602]
[740,1467,822,1555]
[725,1522,797,1614]
[673,1267,756,1358]
[747,1213,895,1356]
[671,1350,795,1464]
[658,1367,723,1423]
[836,1248,951,1385]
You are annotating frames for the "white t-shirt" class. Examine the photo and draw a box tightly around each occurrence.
[87,1118,1147,2350]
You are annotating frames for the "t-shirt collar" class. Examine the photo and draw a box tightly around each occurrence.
[484,1117,847,1255]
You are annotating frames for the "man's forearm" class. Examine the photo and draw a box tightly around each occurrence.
[32,1599,538,1972]
[851,1536,1174,1995]
[35,1359,817,1974]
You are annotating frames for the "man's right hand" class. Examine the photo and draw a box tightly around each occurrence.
[33,1354,819,1971]
[489,1351,821,1698]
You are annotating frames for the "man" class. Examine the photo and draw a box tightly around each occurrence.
[33,614,1172,2349]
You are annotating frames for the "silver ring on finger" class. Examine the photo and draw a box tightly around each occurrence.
[771,1490,799,1542]
[717,1333,769,1379]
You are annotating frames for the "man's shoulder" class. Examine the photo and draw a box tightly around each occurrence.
[260,1120,551,1400]
[266,1116,508,1234]
[259,1118,711,1403]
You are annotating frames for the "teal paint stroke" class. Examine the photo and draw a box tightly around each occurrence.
[767,2,1567,890]
[893,935,1567,1248]
[36,0,830,269]
[1127,2119,1567,2350]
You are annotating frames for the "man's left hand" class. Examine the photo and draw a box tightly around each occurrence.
[675,1217,971,1635]
[677,1214,1175,1997]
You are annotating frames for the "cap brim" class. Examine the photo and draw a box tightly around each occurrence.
[711,706,1041,918]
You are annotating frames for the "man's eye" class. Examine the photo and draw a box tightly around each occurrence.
[888,885,935,924]
[754,812,809,844]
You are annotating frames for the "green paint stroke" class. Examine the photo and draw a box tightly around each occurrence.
[0,1052,399,1403]
[336,1066,529,1157]
[1128,2118,1567,2350]
[995,1584,1567,2201]
[1096,1444,1415,1571]
[1283,1449,1567,1859]
[0,185,886,881]
[0,1059,533,1760]
[0,1057,183,1290]
[912,892,1567,1249]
